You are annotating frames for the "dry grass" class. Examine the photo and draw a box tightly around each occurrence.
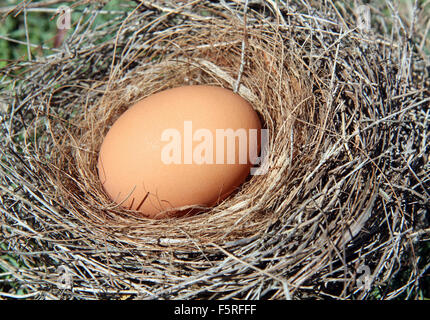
[0,0,429,299]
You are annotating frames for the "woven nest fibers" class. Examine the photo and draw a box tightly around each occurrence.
[0,0,429,300]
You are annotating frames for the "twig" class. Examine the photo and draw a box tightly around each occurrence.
[23,9,32,61]
[234,0,249,93]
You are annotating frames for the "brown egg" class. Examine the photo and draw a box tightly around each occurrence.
[97,85,262,219]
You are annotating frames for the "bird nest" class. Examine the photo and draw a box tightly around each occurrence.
[0,1,429,299]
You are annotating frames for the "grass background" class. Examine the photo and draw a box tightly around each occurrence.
[0,0,429,299]
[0,0,135,65]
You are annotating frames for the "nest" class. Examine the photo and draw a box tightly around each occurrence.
[0,1,429,299]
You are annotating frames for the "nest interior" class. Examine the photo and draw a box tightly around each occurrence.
[0,1,429,299]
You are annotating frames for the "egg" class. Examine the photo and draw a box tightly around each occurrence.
[97,85,262,219]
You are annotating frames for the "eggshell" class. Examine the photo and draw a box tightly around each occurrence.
[97,85,262,219]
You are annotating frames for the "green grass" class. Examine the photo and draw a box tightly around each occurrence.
[0,242,28,295]
[0,0,134,66]
[0,2,55,67]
